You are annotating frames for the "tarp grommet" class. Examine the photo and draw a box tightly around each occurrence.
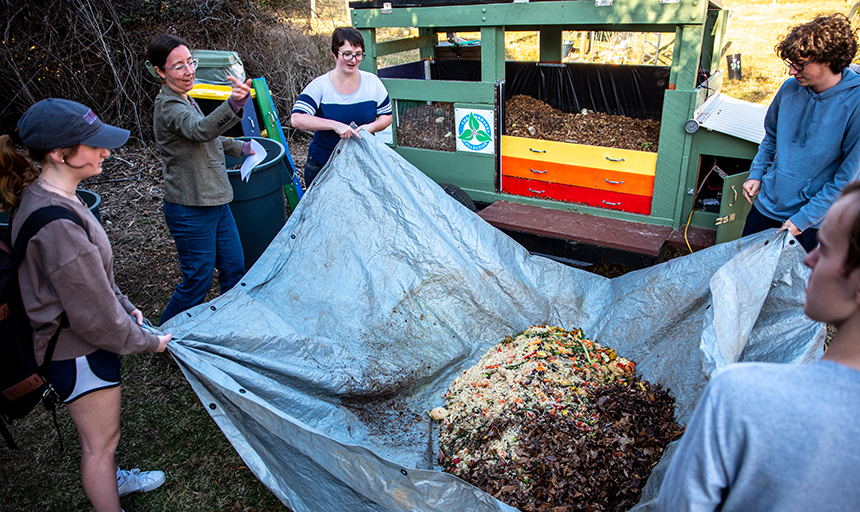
[400,469,407,476]
[209,404,217,410]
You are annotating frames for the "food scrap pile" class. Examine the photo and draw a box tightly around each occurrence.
[436,326,682,512]
[505,95,661,153]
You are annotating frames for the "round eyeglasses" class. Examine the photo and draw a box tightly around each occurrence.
[166,58,199,74]
[338,51,365,61]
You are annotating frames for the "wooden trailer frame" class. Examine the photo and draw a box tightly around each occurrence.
[351,0,761,266]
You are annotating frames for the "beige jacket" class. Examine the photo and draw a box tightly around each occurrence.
[12,183,159,365]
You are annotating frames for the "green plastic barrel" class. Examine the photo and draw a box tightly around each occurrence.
[0,189,101,242]
[225,137,287,271]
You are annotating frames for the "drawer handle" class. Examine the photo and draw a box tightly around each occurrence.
[603,200,621,206]
[729,185,737,207]
[605,156,626,162]
[529,188,546,194]
[605,179,625,185]
[530,168,548,174]
[529,148,547,153]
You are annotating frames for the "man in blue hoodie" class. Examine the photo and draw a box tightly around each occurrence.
[742,13,860,253]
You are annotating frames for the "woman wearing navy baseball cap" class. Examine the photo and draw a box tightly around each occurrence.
[0,99,172,512]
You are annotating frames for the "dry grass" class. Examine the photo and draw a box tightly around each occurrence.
[719,0,854,104]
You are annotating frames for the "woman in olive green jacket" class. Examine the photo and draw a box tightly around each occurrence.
[147,34,254,325]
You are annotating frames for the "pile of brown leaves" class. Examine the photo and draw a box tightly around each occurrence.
[438,327,683,512]
[469,381,681,512]
[504,95,661,153]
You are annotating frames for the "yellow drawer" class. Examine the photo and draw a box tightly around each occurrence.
[501,135,657,176]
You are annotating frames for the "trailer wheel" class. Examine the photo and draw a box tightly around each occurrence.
[439,183,477,212]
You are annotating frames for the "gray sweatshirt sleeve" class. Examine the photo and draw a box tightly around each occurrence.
[22,219,159,359]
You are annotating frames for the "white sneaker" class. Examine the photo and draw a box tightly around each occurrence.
[117,468,166,497]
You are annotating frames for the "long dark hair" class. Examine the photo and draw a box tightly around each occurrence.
[0,133,40,214]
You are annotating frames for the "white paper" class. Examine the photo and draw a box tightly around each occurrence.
[240,139,267,182]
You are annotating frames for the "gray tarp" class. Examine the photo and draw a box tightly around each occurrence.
[162,131,825,511]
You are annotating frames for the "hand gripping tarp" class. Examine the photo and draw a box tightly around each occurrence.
[163,131,824,511]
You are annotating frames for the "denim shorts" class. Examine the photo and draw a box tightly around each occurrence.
[48,349,121,403]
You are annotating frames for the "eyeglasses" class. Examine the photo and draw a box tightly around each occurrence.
[784,58,812,73]
[166,58,199,74]
[338,51,365,61]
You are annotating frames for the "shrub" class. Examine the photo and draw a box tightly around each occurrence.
[0,0,330,142]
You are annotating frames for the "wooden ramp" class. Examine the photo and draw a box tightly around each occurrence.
[478,201,715,267]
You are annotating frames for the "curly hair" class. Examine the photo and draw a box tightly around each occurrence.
[776,13,857,73]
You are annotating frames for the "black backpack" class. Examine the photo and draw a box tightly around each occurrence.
[0,206,84,450]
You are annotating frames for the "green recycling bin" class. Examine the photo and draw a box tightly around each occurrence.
[225,137,287,271]
[0,189,101,242]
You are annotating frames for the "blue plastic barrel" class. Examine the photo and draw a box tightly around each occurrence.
[0,189,101,242]
[225,137,287,271]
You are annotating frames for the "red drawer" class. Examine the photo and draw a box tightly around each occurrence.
[501,176,652,215]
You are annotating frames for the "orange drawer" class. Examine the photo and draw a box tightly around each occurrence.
[501,155,654,196]
[501,136,657,175]
[501,176,652,215]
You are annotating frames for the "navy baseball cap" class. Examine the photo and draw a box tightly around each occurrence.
[17,98,130,150]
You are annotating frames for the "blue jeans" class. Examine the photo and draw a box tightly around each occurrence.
[742,205,818,253]
[303,157,324,188]
[160,202,245,325]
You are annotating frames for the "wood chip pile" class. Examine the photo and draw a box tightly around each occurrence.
[436,326,683,512]
[504,95,661,153]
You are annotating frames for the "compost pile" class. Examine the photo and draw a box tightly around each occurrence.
[436,326,682,512]
[505,95,661,153]
[396,102,457,152]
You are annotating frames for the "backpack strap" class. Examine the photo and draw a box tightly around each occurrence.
[11,206,85,373]
[12,206,86,267]
[7,206,85,452]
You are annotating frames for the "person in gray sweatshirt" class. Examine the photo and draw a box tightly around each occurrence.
[742,13,860,253]
[656,180,860,511]
[2,99,172,512]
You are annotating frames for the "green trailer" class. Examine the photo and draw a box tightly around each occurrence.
[351,0,764,266]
